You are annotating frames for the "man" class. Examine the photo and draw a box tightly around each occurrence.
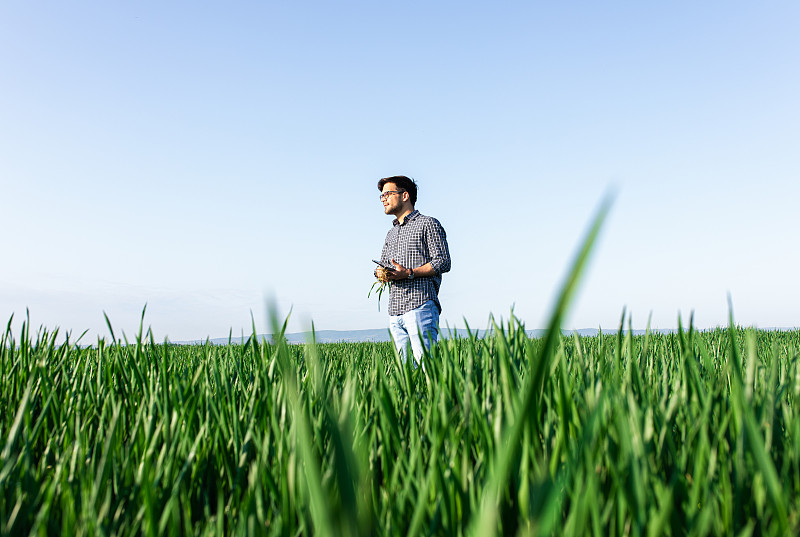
[375,175,451,363]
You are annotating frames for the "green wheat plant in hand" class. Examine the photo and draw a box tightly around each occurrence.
[368,267,392,311]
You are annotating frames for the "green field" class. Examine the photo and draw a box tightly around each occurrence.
[3,207,799,536]
[2,313,800,536]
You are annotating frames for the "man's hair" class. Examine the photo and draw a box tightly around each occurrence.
[378,175,418,205]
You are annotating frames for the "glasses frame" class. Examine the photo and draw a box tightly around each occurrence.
[379,190,405,201]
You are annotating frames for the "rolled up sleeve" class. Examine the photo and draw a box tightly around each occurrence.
[426,219,451,274]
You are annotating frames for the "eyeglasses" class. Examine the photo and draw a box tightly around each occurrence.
[379,190,404,201]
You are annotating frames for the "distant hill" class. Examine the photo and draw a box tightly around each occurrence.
[176,326,699,345]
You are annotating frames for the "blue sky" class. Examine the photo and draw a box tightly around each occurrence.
[2,2,798,342]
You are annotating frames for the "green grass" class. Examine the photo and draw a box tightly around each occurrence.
[3,315,800,536]
[3,201,800,535]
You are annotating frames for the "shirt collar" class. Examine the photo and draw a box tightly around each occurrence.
[393,209,420,226]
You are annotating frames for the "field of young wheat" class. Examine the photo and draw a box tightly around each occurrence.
[2,309,799,536]
[3,206,798,536]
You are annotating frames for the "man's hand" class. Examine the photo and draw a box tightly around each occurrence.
[375,267,393,283]
[385,259,412,281]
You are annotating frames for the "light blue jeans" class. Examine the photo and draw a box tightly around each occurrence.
[389,300,439,363]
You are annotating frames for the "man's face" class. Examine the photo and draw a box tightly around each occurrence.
[381,182,406,215]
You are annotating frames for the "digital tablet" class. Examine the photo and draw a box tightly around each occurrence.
[372,259,396,271]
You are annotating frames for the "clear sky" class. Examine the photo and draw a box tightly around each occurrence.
[2,2,798,342]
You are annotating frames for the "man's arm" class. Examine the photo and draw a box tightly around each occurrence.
[425,218,451,274]
[384,260,436,280]
[386,218,450,280]
[375,234,392,279]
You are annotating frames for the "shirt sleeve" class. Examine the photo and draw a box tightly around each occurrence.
[376,232,391,277]
[425,218,451,274]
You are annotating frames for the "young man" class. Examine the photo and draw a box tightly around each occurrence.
[375,176,451,362]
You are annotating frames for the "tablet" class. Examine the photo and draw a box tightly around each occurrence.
[372,259,396,271]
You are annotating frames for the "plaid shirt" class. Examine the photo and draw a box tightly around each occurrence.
[378,210,451,316]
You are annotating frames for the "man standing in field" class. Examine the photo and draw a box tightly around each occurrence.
[375,176,451,363]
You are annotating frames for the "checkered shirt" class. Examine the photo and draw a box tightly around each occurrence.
[378,210,451,316]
